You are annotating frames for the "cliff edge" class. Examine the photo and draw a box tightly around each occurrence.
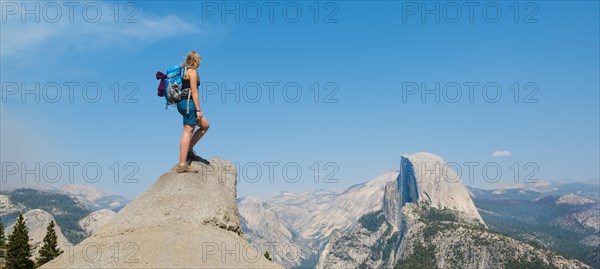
[40,158,281,269]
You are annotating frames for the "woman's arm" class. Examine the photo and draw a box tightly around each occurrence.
[189,69,202,117]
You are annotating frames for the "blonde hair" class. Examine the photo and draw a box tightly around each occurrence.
[182,51,201,68]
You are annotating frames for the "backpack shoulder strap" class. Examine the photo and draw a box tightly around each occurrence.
[182,65,195,78]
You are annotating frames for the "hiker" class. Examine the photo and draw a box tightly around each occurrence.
[176,51,210,173]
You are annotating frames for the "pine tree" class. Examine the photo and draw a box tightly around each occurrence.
[35,221,63,267]
[0,219,6,248]
[5,214,33,269]
[264,251,272,261]
[0,218,5,265]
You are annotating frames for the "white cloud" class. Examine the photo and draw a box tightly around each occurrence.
[493,150,512,157]
[1,3,202,59]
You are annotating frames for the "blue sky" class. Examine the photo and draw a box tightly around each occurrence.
[1,1,598,199]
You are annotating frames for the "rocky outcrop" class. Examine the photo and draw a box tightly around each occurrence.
[396,153,485,226]
[0,194,25,215]
[579,235,600,247]
[5,209,72,260]
[383,181,401,229]
[78,209,117,235]
[316,210,399,269]
[556,204,600,232]
[556,194,596,205]
[40,158,281,269]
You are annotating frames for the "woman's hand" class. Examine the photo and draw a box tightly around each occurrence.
[196,111,203,118]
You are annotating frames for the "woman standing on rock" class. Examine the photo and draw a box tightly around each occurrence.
[176,51,211,173]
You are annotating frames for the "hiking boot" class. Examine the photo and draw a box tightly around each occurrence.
[187,149,202,162]
[187,150,211,165]
[176,163,199,173]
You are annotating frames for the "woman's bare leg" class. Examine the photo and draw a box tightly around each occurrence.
[180,124,196,163]
[190,117,210,149]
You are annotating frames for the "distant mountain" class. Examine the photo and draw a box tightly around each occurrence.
[58,184,129,210]
[239,197,312,268]
[495,180,558,192]
[3,183,129,211]
[0,185,127,245]
[240,152,592,268]
[2,155,596,268]
[468,182,600,268]
[0,188,90,244]
[473,180,600,200]
[316,153,588,268]
[240,170,399,268]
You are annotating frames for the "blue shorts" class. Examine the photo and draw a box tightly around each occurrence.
[177,100,198,125]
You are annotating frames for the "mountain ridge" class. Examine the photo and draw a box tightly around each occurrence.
[240,152,593,268]
[2,183,129,211]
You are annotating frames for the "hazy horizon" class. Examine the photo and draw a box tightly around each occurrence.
[2,160,598,200]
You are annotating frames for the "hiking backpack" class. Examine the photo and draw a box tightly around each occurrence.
[162,65,193,110]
